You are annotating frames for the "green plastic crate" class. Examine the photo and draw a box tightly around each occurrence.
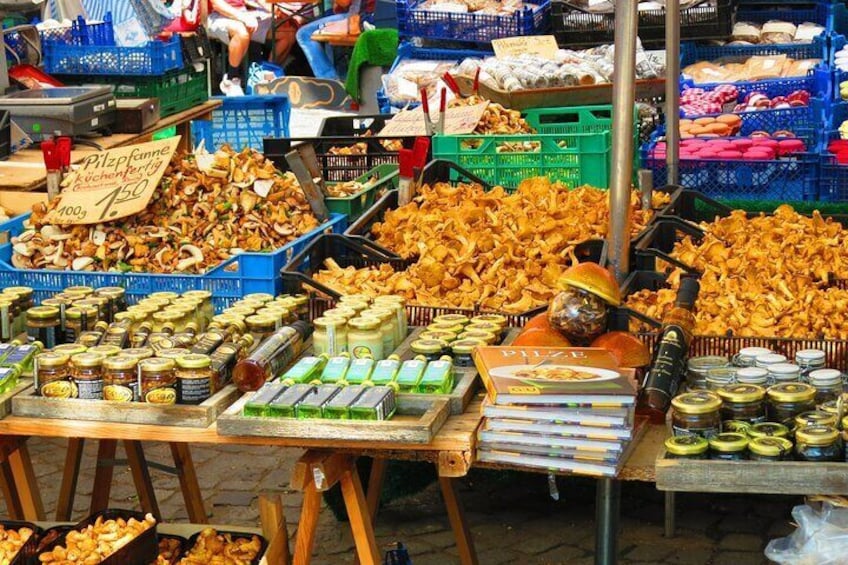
[432,105,636,189]
[326,164,399,221]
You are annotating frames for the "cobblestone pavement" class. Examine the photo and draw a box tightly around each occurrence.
[2,437,798,564]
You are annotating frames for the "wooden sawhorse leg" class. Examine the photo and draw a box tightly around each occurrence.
[6,438,44,520]
[0,437,27,520]
[439,476,478,565]
[56,438,85,520]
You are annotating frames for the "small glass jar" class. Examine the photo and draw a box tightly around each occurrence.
[795,425,843,462]
[52,344,87,357]
[671,391,722,439]
[748,422,791,439]
[224,306,256,320]
[465,321,503,338]
[820,399,842,419]
[794,411,837,430]
[139,358,177,405]
[768,363,801,385]
[735,367,769,386]
[258,305,292,328]
[748,437,793,461]
[232,298,265,312]
[687,356,729,389]
[767,383,817,426]
[290,295,310,319]
[374,296,408,337]
[705,367,737,391]
[181,290,214,327]
[421,330,460,344]
[665,435,708,459]
[433,314,470,328]
[76,297,109,323]
[95,286,127,322]
[157,348,190,361]
[722,420,753,435]
[363,308,398,354]
[427,322,466,335]
[756,353,788,370]
[322,307,357,322]
[152,311,184,335]
[26,306,61,350]
[149,291,180,303]
[5,286,34,310]
[87,345,122,358]
[717,384,766,424]
[470,314,507,331]
[339,293,372,305]
[410,339,449,362]
[35,352,71,398]
[243,293,275,305]
[63,285,94,299]
[64,305,98,343]
[245,314,277,345]
[795,349,826,378]
[347,317,384,360]
[102,355,139,402]
[809,369,844,405]
[70,352,105,400]
[122,348,154,361]
[708,432,749,461]
[456,330,498,345]
[733,347,772,367]
[175,354,215,404]
[339,299,370,314]
[450,338,486,368]
[313,317,348,356]
[0,298,15,342]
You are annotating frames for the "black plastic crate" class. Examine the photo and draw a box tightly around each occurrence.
[285,233,606,327]
[551,0,733,48]
[617,270,848,371]
[0,110,10,161]
[182,530,267,564]
[317,114,394,137]
[36,509,157,565]
[0,520,40,565]
[180,28,211,64]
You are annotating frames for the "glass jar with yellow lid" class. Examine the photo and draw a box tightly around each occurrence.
[139,358,177,404]
[347,317,384,360]
[212,313,245,330]
[708,432,749,461]
[433,314,470,328]
[259,304,293,326]
[457,329,499,345]
[665,435,709,459]
[52,343,87,357]
[64,305,98,343]
[373,296,408,335]
[340,294,372,305]
[0,297,16,342]
[795,425,843,462]
[245,314,278,344]
[95,287,127,321]
[819,398,844,419]
[175,354,215,404]
[181,290,214,325]
[87,345,122,358]
[410,339,449,363]
[70,352,105,400]
[427,321,465,335]
[339,300,370,315]
[748,437,793,461]
[450,338,486,367]
[420,330,459,344]
[157,348,190,361]
[122,347,155,361]
[313,317,347,356]
[289,294,310,319]
[363,308,398,353]
[149,291,180,302]
[470,314,507,330]
[138,297,173,312]
[722,420,753,435]
[794,411,837,430]
[76,296,109,321]
[152,311,184,335]
[243,293,275,304]
[224,306,257,319]
[717,384,766,424]
[102,355,140,402]
[465,321,504,338]
[748,422,790,439]
[232,298,264,310]
[767,383,817,426]
[671,391,722,439]
[26,306,60,349]
[6,286,34,310]
[35,352,71,397]
[62,285,94,298]
[323,307,357,322]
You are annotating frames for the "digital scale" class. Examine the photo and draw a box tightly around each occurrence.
[0,86,116,141]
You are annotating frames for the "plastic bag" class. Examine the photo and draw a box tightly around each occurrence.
[766,502,848,564]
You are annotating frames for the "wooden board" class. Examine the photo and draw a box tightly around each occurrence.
[394,327,520,415]
[655,449,848,494]
[217,393,450,444]
[11,384,241,428]
[0,379,32,419]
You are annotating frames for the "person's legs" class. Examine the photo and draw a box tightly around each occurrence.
[208,13,250,94]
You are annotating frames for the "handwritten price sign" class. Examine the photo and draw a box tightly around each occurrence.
[492,35,558,60]
[47,137,181,225]
[378,102,490,137]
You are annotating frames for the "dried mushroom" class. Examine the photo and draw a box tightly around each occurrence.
[0,524,34,562]
[449,95,535,135]
[38,513,156,564]
[626,205,848,339]
[178,529,262,565]
[14,147,321,274]
[315,178,666,313]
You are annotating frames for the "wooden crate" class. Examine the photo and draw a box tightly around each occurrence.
[0,379,32,419]
[394,327,520,415]
[11,384,241,428]
[216,393,450,444]
[655,449,848,494]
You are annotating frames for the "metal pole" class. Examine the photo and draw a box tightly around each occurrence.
[608,0,639,283]
[595,478,621,565]
[665,0,681,185]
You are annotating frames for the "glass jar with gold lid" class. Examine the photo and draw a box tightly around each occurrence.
[148,291,180,302]
[26,305,60,349]
[76,296,109,322]
[259,304,293,326]
[313,317,347,356]
[243,293,275,304]
[717,384,766,424]
[181,290,214,325]
[102,355,139,402]
[411,339,449,362]
[363,308,398,353]
[52,344,87,357]
[6,286,34,310]
[427,321,465,335]
[339,299,370,315]
[65,304,98,343]
[708,432,749,461]
[465,321,503,337]
[138,296,172,311]
[122,347,154,361]
[747,422,790,439]
[152,311,184,335]
[723,420,753,435]
[87,345,122,358]
[433,314,470,328]
[347,317,384,360]
[322,307,357,322]
[175,354,215,404]
[224,306,256,319]
[795,425,843,462]
[457,329,498,345]
[95,286,127,321]
[665,435,708,459]
[421,330,460,344]
[671,391,722,439]
[35,352,71,397]
[749,437,793,461]
[794,411,838,430]
[157,348,190,361]
[451,338,486,367]
[373,296,408,336]
[470,314,507,330]
[767,383,817,426]
[70,352,105,400]
[290,294,309,318]
[245,314,277,344]
[62,285,94,299]
[139,358,177,404]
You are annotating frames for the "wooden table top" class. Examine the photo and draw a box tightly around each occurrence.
[0,100,221,192]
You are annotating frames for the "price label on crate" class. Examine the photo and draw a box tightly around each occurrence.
[46,137,181,225]
[492,35,558,60]
[378,102,489,137]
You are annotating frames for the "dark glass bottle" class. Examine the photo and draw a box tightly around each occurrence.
[232,321,312,391]
[637,277,700,423]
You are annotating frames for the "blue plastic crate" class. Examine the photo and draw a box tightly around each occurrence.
[0,212,346,312]
[376,43,492,113]
[737,1,830,27]
[397,0,550,43]
[680,36,827,64]
[642,137,821,201]
[43,34,182,76]
[193,95,291,152]
[830,34,848,100]
[680,65,832,99]
[683,98,827,141]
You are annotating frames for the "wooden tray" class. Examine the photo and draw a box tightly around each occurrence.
[216,393,450,444]
[655,449,848,495]
[394,327,520,415]
[11,384,241,428]
[0,379,32,419]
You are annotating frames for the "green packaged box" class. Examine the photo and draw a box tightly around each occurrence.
[323,385,366,419]
[320,355,352,384]
[416,356,454,394]
[280,355,327,385]
[243,381,288,417]
[0,367,19,394]
[350,386,397,421]
[345,357,375,385]
[368,356,401,386]
[296,385,341,419]
[1,343,40,377]
[268,384,315,418]
[395,358,426,392]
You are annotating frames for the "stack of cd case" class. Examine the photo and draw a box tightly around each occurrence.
[243,381,397,421]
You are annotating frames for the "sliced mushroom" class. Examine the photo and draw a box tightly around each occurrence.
[72,257,94,271]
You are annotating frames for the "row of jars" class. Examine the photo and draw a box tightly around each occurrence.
[409,314,508,367]
[216,293,308,348]
[312,295,410,360]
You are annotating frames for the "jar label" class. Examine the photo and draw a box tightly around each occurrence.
[352,345,374,359]
[41,380,78,399]
[75,378,103,400]
[103,383,137,402]
[145,386,177,405]
[672,424,719,440]
[177,375,212,405]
